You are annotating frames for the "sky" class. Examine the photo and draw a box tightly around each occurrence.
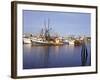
[23,10,91,37]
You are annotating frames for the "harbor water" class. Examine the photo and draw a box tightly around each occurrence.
[23,43,91,69]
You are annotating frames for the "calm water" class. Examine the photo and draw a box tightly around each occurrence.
[23,44,91,69]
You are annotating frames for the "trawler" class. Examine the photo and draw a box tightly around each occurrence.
[31,19,63,46]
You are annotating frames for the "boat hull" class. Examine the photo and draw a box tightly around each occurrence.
[23,38,31,44]
[31,40,63,46]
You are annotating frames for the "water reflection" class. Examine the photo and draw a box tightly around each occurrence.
[42,46,50,67]
[23,43,91,69]
[81,42,88,66]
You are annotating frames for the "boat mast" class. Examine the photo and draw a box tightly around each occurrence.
[47,18,50,40]
[44,18,51,41]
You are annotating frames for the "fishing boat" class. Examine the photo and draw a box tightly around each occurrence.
[23,38,31,44]
[68,40,75,45]
[31,19,64,46]
[31,39,63,46]
[68,39,82,46]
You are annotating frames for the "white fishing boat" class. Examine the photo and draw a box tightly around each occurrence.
[31,19,64,46]
[68,40,82,46]
[69,40,75,45]
[23,38,31,44]
[31,37,63,46]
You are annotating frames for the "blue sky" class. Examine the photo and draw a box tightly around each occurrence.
[23,10,91,36]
